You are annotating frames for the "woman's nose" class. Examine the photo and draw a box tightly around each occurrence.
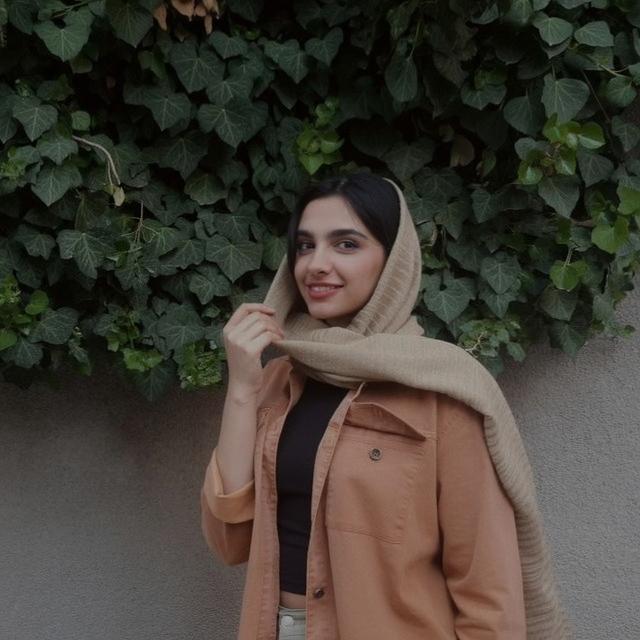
[307,247,332,271]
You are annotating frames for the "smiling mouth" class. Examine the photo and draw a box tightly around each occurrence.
[306,285,343,299]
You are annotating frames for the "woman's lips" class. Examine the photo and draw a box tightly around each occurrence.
[307,285,342,300]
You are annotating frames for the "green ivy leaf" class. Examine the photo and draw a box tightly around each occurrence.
[36,129,78,165]
[155,131,208,180]
[539,286,578,320]
[305,27,344,66]
[188,265,231,305]
[480,253,521,294]
[3,336,43,368]
[504,0,534,27]
[209,31,249,59]
[555,146,576,175]
[162,238,205,270]
[538,175,580,217]
[385,50,418,102]
[264,39,310,84]
[0,90,18,144]
[205,234,262,282]
[31,162,82,206]
[106,0,153,47]
[261,233,287,271]
[226,0,263,21]
[13,224,56,260]
[549,318,587,357]
[605,76,637,108]
[71,110,91,131]
[611,115,640,152]
[385,138,435,181]
[198,98,267,146]
[7,0,37,34]
[617,180,640,215]
[518,161,543,185]
[31,307,78,344]
[555,0,588,8]
[423,274,473,323]
[576,148,613,187]
[24,290,49,315]
[478,280,520,318]
[156,305,205,350]
[33,8,93,61]
[591,216,629,253]
[577,122,604,149]
[169,41,222,93]
[541,75,589,123]
[574,21,614,47]
[185,171,226,206]
[0,329,18,351]
[549,259,587,291]
[503,94,545,135]
[12,97,58,142]
[533,13,573,45]
[461,82,506,110]
[57,229,108,278]
[143,88,191,131]
[130,360,176,401]
[472,189,500,222]
[205,69,253,106]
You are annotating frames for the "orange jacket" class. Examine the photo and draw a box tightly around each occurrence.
[201,355,526,639]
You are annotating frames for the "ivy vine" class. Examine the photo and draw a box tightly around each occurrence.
[1,0,639,398]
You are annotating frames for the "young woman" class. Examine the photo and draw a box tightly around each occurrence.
[201,172,572,640]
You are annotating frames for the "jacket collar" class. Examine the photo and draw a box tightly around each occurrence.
[280,357,428,441]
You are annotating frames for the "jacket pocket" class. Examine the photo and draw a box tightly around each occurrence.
[325,425,426,544]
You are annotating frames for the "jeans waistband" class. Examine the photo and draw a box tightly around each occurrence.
[277,604,306,620]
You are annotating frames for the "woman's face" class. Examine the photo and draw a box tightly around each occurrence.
[293,195,387,327]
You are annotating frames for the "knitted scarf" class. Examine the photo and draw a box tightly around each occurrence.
[262,176,573,639]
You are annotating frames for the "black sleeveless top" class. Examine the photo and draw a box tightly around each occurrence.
[275,375,349,594]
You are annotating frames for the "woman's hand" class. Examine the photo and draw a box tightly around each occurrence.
[222,303,285,398]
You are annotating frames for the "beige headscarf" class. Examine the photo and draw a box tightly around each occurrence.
[262,176,573,639]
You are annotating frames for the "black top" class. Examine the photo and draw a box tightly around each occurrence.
[275,376,349,594]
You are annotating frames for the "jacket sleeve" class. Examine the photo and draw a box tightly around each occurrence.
[436,394,527,640]
[200,446,255,566]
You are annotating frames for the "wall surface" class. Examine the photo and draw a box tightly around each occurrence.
[1,290,639,640]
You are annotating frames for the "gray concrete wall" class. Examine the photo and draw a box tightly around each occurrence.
[1,290,639,640]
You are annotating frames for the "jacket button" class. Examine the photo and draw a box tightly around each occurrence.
[369,448,382,461]
[312,587,325,599]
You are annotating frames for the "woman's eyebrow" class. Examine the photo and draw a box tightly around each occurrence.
[295,228,368,239]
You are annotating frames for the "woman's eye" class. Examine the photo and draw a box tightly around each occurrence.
[296,241,358,252]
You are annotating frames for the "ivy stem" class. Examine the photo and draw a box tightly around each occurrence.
[133,202,144,247]
[464,329,487,355]
[564,246,574,266]
[408,18,424,60]
[52,0,93,18]
[72,135,121,185]
[580,51,631,78]
[579,70,611,125]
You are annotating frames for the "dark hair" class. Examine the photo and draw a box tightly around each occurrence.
[286,171,401,280]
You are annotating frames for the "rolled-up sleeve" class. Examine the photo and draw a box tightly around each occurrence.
[436,394,526,639]
[200,447,255,565]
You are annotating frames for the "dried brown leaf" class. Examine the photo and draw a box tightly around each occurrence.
[153,3,168,30]
[202,0,219,12]
[171,0,196,18]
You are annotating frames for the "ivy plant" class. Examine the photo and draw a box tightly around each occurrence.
[1,0,639,399]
